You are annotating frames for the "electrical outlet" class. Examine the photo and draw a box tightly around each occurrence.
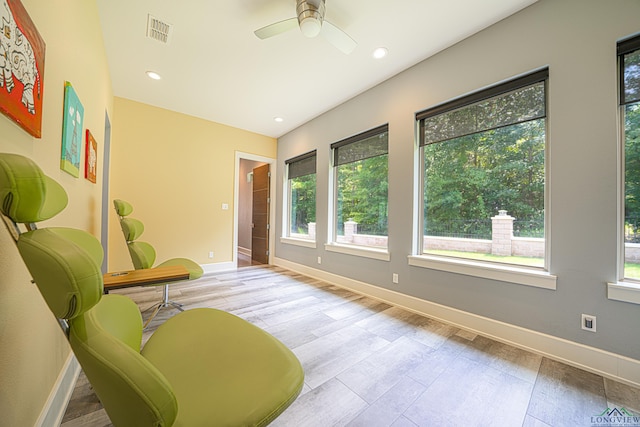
[208,251,214,259]
[581,314,596,332]
[317,256,322,264]
[392,273,399,284]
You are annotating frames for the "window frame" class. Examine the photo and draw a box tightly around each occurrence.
[618,35,640,106]
[326,124,391,261]
[411,69,556,289]
[610,33,640,304]
[281,150,317,248]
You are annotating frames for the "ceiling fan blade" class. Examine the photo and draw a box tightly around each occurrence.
[254,18,298,39]
[322,21,356,54]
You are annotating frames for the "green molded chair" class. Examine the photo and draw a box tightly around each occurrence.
[113,198,203,326]
[0,153,304,427]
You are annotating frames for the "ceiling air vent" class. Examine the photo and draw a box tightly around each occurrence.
[146,14,173,44]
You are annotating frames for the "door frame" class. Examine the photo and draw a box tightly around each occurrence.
[234,151,277,268]
[100,111,111,273]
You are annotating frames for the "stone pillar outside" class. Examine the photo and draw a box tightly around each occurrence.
[491,210,514,256]
[344,219,358,243]
[308,222,316,240]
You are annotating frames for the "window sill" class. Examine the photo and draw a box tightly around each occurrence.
[280,237,317,249]
[325,243,390,261]
[407,254,556,290]
[607,281,640,305]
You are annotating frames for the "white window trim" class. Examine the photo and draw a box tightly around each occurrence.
[408,254,556,290]
[614,36,640,304]
[325,242,390,261]
[328,126,390,254]
[282,171,289,239]
[283,153,317,242]
[607,281,640,305]
[281,236,316,249]
[413,69,552,288]
[614,44,640,305]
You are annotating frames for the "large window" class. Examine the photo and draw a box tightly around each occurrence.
[417,69,548,268]
[331,125,389,250]
[285,151,316,240]
[620,35,640,281]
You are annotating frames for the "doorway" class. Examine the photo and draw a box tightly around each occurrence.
[251,163,270,265]
[235,153,276,268]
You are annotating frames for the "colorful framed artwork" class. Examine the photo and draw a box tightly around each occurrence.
[0,0,46,138]
[85,129,97,183]
[60,81,84,177]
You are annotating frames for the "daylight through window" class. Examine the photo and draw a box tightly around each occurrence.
[331,125,389,249]
[417,69,548,268]
[286,151,316,240]
[620,35,640,281]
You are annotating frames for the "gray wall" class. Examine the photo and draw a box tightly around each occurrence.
[275,0,640,360]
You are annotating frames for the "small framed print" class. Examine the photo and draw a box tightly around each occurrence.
[85,129,97,183]
[60,81,84,177]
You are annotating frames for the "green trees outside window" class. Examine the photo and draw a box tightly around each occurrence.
[286,151,316,239]
[418,70,548,267]
[290,173,316,235]
[423,120,545,240]
[621,36,640,280]
[332,125,389,248]
[336,153,389,236]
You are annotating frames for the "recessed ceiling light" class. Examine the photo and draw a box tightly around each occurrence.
[372,47,388,59]
[146,71,162,80]
[274,117,284,123]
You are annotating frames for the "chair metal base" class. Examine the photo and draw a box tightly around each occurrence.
[143,284,183,328]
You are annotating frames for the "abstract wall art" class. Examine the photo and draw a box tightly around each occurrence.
[60,81,84,177]
[85,129,97,183]
[0,0,46,138]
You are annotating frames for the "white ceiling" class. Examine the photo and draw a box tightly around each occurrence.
[96,0,537,139]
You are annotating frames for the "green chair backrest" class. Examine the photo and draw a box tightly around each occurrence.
[0,153,68,223]
[113,198,133,217]
[113,200,158,271]
[120,217,145,242]
[0,153,179,427]
[17,227,103,318]
[128,241,157,270]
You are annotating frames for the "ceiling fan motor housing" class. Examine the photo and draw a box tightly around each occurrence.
[297,0,325,38]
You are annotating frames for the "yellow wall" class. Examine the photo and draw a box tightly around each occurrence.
[108,98,276,271]
[0,0,112,425]
[0,3,275,422]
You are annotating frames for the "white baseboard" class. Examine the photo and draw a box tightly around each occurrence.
[273,256,640,388]
[201,261,236,274]
[36,352,80,427]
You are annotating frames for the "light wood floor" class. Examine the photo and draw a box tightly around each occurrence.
[61,265,640,427]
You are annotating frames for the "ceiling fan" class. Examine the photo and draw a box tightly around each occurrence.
[254,0,357,54]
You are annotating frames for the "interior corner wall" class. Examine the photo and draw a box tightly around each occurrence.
[0,1,113,425]
[275,0,640,364]
[108,98,276,272]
